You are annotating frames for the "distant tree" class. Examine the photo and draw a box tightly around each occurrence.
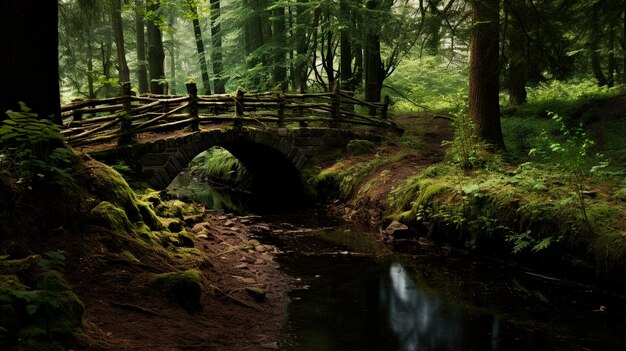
[135,0,150,94]
[147,0,166,94]
[111,0,131,83]
[468,0,504,148]
[188,0,211,94]
[0,0,60,122]
[210,0,226,93]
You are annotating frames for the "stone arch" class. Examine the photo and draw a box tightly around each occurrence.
[136,128,308,189]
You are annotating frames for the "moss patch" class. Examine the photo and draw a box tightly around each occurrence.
[347,139,376,155]
[151,269,203,312]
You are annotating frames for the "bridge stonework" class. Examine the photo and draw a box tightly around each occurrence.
[92,127,368,189]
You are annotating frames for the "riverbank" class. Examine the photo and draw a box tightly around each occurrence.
[311,109,626,289]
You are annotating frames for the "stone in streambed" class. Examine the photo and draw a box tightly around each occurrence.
[245,287,266,302]
[385,220,411,240]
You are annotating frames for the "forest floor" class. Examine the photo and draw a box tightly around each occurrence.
[73,210,290,351]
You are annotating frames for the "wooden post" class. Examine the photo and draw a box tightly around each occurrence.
[118,82,135,145]
[73,110,83,122]
[233,87,245,128]
[276,90,285,127]
[186,82,199,131]
[330,80,340,128]
[381,95,390,120]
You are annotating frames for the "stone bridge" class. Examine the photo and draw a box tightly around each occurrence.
[93,126,374,190]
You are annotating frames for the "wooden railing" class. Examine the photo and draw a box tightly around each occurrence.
[59,82,399,147]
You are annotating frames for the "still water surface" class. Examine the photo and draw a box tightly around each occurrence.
[170,174,626,351]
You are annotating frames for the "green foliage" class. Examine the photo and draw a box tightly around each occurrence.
[0,103,75,187]
[384,56,468,113]
[346,139,376,155]
[443,110,498,170]
[0,251,84,346]
[189,147,251,189]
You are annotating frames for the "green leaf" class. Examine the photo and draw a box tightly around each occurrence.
[26,304,39,315]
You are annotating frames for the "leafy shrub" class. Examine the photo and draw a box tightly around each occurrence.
[0,103,75,187]
[443,110,499,170]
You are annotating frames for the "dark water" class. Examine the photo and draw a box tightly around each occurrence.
[169,178,626,351]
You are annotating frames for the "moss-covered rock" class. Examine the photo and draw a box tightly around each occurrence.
[151,269,203,312]
[87,161,142,222]
[88,201,132,232]
[347,139,376,155]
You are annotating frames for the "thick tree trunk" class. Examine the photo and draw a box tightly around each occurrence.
[210,0,226,93]
[608,23,616,88]
[294,0,309,93]
[591,2,608,86]
[0,0,60,122]
[364,0,383,104]
[272,7,288,89]
[189,2,211,94]
[242,0,266,88]
[147,1,165,94]
[425,0,443,55]
[135,0,149,94]
[469,0,505,149]
[111,0,130,83]
[339,0,353,90]
[623,0,626,85]
[507,26,527,105]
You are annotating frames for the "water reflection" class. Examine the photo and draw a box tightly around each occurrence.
[381,263,504,351]
[382,263,461,350]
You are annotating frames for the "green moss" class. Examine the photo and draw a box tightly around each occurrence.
[88,201,132,232]
[151,269,203,312]
[137,200,163,230]
[347,139,376,155]
[189,147,251,188]
[156,200,200,219]
[88,162,142,222]
[613,187,626,202]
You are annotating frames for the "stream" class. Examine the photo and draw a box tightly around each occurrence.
[169,174,626,351]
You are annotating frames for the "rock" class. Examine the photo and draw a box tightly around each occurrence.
[234,263,248,269]
[224,220,236,227]
[255,245,267,253]
[168,221,183,233]
[184,214,205,226]
[245,287,266,302]
[151,270,203,312]
[347,139,376,155]
[192,222,209,233]
[385,220,411,240]
[177,232,195,248]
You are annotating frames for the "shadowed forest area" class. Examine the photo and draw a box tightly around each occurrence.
[1,0,626,350]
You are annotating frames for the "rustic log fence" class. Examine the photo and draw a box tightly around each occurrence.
[59,82,398,147]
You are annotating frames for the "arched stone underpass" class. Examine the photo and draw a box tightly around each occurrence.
[92,127,372,197]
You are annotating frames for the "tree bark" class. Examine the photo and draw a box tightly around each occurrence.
[339,0,353,90]
[189,1,211,95]
[147,1,166,94]
[168,15,177,95]
[272,6,288,89]
[111,0,130,83]
[0,0,60,122]
[364,0,383,104]
[294,0,309,92]
[468,0,505,149]
[210,0,226,93]
[608,23,616,88]
[591,2,608,86]
[135,0,149,94]
[623,0,626,85]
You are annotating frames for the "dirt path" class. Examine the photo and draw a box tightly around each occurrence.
[72,212,289,351]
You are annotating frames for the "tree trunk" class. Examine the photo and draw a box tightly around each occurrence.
[189,1,211,95]
[294,0,309,93]
[147,1,165,94]
[364,0,383,104]
[608,22,616,88]
[168,16,177,95]
[242,0,266,88]
[210,0,226,93]
[111,0,130,83]
[272,6,288,89]
[425,0,443,55]
[135,0,149,94]
[507,24,527,105]
[591,2,608,86]
[469,0,505,149]
[87,30,95,99]
[339,0,353,90]
[0,0,60,122]
[623,0,626,85]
